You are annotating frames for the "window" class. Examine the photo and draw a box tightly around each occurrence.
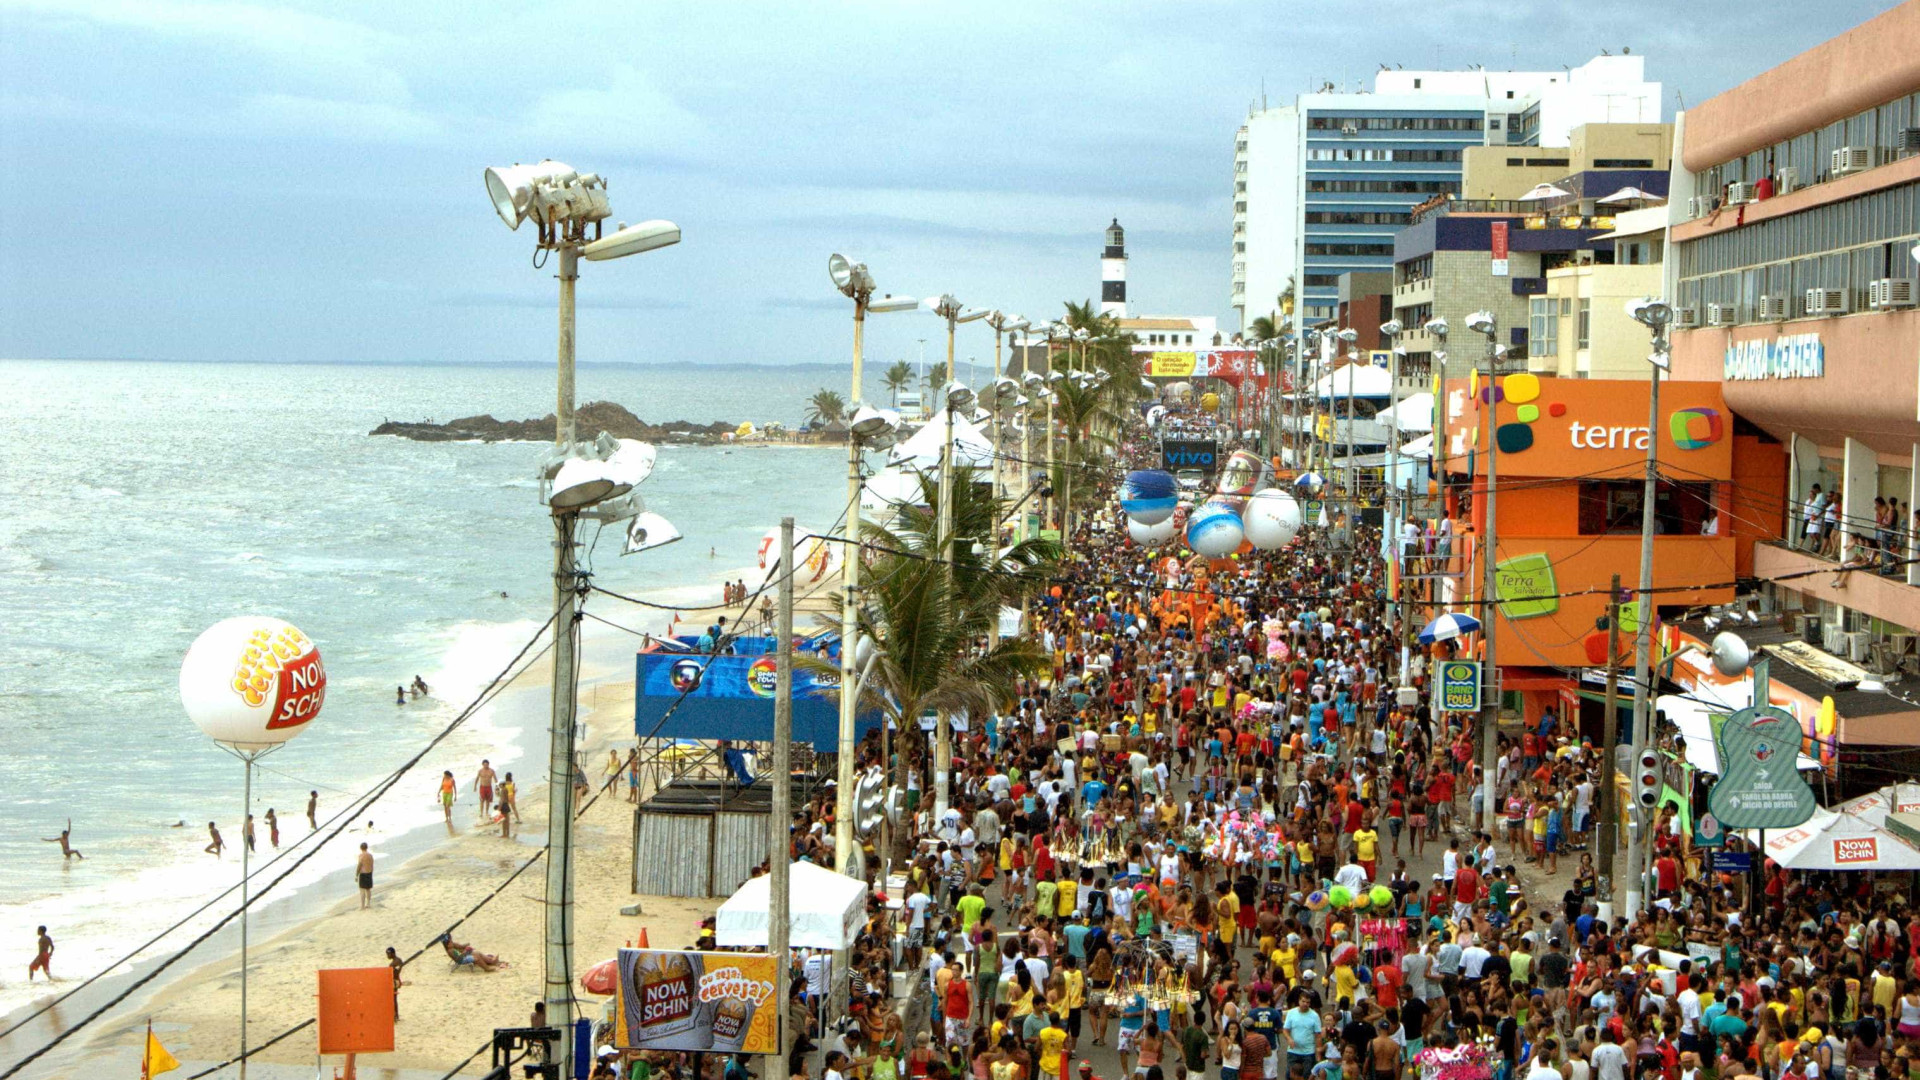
[1307,179,1460,194]
[1577,480,1717,536]
[1304,210,1412,226]
[1304,274,1340,287]
[1413,78,1422,88]
[1398,255,1433,285]
[1184,335,1193,344]
[1506,90,1515,100]
[1234,242,1246,253]
[1504,157,1570,167]
[1529,297,1558,357]
[1236,181,1246,192]
[1305,115,1481,131]
[1592,158,1655,168]
[1490,120,1502,130]
[1235,200,1247,212]
[1305,242,1396,257]
[1577,299,1590,349]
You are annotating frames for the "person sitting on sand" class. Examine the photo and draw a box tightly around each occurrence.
[441,935,507,972]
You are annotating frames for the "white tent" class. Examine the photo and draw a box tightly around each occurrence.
[1397,433,1434,459]
[1314,364,1393,400]
[1383,392,1435,433]
[888,413,995,472]
[715,860,869,950]
[862,467,926,517]
[1595,186,1664,205]
[1519,182,1574,202]
[1836,783,1920,826]
[1658,694,1820,775]
[1743,807,1920,871]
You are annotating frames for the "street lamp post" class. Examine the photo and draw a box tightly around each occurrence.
[827,254,914,874]
[1380,319,1406,685]
[1623,297,1674,923]
[925,295,985,825]
[483,159,679,1080]
[1464,310,1503,835]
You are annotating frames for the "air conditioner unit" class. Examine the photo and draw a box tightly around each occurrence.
[1340,123,1358,137]
[1758,295,1789,321]
[1706,303,1738,327]
[1849,631,1874,664]
[1806,288,1851,315]
[1725,182,1757,205]
[1823,624,1848,655]
[1869,642,1901,676]
[1775,167,1799,195]
[1870,278,1919,309]
[1833,145,1881,175]
[1673,306,1700,329]
[1901,127,1920,153]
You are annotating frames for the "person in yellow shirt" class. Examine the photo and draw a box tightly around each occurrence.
[1038,1017,1069,1078]
[1272,935,1300,986]
[1057,876,1079,918]
[1333,961,1359,1005]
[1217,888,1242,946]
[1352,826,1379,879]
[1062,965,1087,1049]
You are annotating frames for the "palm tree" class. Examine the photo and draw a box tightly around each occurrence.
[882,361,913,407]
[805,388,847,427]
[797,467,1057,858]
[1247,315,1279,343]
[1047,377,1121,550]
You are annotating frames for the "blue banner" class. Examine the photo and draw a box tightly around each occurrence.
[634,646,878,748]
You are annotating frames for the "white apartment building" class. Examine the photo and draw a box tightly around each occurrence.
[1232,54,1662,332]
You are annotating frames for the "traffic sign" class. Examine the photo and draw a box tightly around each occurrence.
[1709,850,1753,873]
[1693,810,1726,848]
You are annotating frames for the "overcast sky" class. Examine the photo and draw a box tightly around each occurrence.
[0,0,1898,368]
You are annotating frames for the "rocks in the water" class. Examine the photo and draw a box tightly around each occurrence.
[371,401,738,444]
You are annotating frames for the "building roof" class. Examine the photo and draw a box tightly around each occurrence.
[1119,317,1198,331]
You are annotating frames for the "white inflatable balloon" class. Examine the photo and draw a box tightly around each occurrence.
[1186,501,1245,558]
[1243,489,1304,549]
[1128,514,1177,545]
[180,616,326,750]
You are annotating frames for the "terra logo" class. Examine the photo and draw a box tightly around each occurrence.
[1669,407,1725,450]
[746,656,779,698]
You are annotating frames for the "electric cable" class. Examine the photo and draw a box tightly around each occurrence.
[180,1017,316,1079]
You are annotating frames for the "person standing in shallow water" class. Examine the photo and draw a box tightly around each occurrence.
[265,808,280,849]
[205,821,224,857]
[357,843,374,909]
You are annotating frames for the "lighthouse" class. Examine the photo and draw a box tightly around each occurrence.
[1100,218,1127,318]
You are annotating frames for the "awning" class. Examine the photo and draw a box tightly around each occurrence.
[1744,808,1920,871]
[715,860,869,950]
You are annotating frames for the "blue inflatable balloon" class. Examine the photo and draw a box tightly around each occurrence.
[1186,500,1245,558]
[1120,470,1179,525]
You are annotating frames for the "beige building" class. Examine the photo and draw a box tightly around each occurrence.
[1461,122,1674,200]
[1529,206,1667,378]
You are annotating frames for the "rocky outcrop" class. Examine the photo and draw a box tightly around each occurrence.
[371,401,738,443]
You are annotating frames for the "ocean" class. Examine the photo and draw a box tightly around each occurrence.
[0,358,861,1016]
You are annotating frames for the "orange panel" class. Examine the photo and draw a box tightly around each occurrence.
[1439,377,1732,482]
[317,967,395,1055]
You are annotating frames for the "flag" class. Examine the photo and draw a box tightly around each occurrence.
[142,1022,180,1078]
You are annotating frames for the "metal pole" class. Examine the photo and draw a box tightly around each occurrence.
[933,314,958,824]
[1598,573,1623,925]
[240,756,251,1080]
[544,244,582,1080]
[1479,324,1502,836]
[1388,338,1406,685]
[834,299,866,872]
[1345,354,1357,570]
[1046,333,1057,532]
[1624,362,1663,922]
[773,518,795,1061]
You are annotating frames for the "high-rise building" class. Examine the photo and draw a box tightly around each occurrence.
[1101,219,1127,317]
[1233,56,1662,335]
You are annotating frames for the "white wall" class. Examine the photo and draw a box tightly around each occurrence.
[1240,104,1300,331]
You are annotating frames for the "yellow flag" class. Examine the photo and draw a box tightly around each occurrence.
[143,1028,181,1078]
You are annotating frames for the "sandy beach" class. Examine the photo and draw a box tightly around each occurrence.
[46,578,842,1078]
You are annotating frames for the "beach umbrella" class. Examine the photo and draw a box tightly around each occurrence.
[1294,471,1325,494]
[1518,183,1573,202]
[1595,186,1663,205]
[581,957,620,995]
[1418,612,1483,644]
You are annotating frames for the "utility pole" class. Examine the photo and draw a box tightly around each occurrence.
[544,245,583,1080]
[834,294,866,873]
[1598,573,1623,923]
[1623,299,1673,923]
[1476,315,1502,836]
[772,518,794,1061]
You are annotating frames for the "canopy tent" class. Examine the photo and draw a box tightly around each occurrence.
[1382,392,1435,433]
[1835,782,1920,826]
[1397,433,1434,459]
[861,466,926,516]
[888,413,995,472]
[1743,807,1920,871]
[1657,694,1821,775]
[715,860,869,950]
[1313,364,1393,401]
[1519,183,1574,202]
[1595,186,1664,205]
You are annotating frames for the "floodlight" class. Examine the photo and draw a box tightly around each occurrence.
[1627,297,1673,329]
[1336,328,1358,343]
[582,220,681,261]
[1380,319,1403,336]
[957,307,991,324]
[1003,316,1030,333]
[549,458,619,511]
[849,405,903,445]
[868,295,919,313]
[944,381,975,412]
[1465,310,1496,336]
[484,160,577,229]
[1073,329,1090,341]
[1708,631,1751,677]
[969,407,993,424]
[829,253,856,293]
[1013,395,1031,408]
[1424,317,1448,338]
[992,376,1021,402]
[1023,372,1046,390]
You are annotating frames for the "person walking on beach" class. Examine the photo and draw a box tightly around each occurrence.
[28,926,53,981]
[357,843,374,909]
[386,945,406,1019]
[476,760,497,823]
[504,772,521,822]
[307,790,319,831]
[205,821,225,857]
[439,770,457,826]
[265,808,280,849]
[41,821,83,861]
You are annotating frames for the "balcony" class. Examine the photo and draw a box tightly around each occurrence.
[1756,542,1920,640]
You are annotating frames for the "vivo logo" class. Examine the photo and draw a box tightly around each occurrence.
[1166,451,1215,465]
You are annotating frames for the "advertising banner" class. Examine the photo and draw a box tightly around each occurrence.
[615,949,780,1055]
[1440,660,1482,712]
[1490,221,1510,277]
[1161,439,1218,471]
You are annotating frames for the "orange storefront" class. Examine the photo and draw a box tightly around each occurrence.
[1433,374,1787,729]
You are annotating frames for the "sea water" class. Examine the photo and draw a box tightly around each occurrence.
[0,358,859,1015]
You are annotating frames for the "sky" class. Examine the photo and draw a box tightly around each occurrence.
[0,0,1900,370]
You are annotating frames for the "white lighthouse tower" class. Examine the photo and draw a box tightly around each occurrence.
[1100,218,1127,318]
